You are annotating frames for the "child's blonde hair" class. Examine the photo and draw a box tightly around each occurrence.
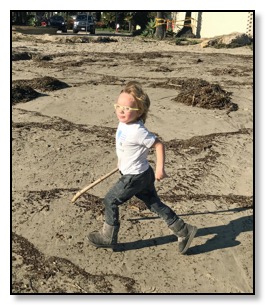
[121,81,150,123]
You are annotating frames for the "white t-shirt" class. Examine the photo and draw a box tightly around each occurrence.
[116,121,156,175]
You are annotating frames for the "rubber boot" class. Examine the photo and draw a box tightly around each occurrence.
[87,222,120,248]
[169,219,197,254]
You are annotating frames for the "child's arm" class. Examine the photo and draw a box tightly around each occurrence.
[152,138,168,181]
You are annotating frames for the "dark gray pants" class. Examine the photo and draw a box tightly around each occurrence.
[104,166,179,226]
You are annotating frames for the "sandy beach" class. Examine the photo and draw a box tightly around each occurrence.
[12,30,253,294]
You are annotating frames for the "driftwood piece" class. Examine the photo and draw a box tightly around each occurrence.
[71,168,119,203]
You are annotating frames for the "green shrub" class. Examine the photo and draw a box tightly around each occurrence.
[141,19,156,37]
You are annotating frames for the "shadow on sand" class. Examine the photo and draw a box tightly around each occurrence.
[114,208,253,255]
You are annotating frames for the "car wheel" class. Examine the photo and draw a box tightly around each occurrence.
[73,29,78,34]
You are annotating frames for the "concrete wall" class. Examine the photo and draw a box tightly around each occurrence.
[200,12,249,38]
[171,11,252,38]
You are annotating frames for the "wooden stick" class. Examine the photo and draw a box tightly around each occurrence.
[71,167,119,204]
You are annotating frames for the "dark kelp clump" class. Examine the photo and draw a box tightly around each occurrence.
[12,76,70,105]
[13,76,70,92]
[173,78,238,111]
[12,84,40,105]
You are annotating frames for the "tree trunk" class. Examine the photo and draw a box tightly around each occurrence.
[176,12,195,38]
[184,12,192,28]
[155,12,166,40]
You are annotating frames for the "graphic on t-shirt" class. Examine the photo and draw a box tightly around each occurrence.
[117,130,122,140]
[117,129,126,146]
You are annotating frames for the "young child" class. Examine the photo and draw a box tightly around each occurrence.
[88,81,197,254]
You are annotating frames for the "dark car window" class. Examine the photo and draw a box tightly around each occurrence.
[76,15,93,21]
[51,16,64,21]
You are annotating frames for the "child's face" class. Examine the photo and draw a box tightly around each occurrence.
[115,92,141,124]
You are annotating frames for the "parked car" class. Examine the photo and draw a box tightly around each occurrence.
[48,15,67,33]
[73,14,95,34]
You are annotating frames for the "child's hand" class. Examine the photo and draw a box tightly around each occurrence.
[155,168,168,181]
